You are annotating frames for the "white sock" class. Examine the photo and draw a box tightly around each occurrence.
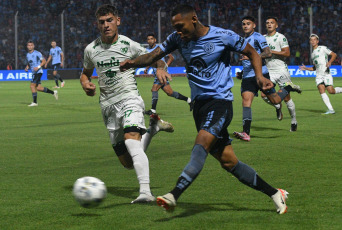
[335,87,342,94]
[141,122,160,151]
[125,139,151,194]
[321,93,334,111]
[285,99,297,124]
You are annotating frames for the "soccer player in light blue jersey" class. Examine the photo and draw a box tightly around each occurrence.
[45,41,65,88]
[25,40,58,107]
[233,16,301,141]
[143,33,192,115]
[121,5,289,214]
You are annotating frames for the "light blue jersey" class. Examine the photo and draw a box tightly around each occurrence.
[242,32,269,78]
[26,50,44,74]
[49,46,63,65]
[160,25,247,101]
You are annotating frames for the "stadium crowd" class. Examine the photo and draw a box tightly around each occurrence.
[0,0,341,69]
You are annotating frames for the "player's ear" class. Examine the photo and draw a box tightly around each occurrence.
[116,16,121,26]
[191,13,198,24]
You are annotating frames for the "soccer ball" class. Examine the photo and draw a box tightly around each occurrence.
[73,176,107,208]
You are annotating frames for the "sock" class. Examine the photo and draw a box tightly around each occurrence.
[229,161,278,197]
[43,87,54,94]
[262,97,280,109]
[125,139,151,195]
[187,98,191,103]
[56,74,63,82]
[55,79,59,87]
[32,92,37,103]
[242,107,252,135]
[171,91,188,101]
[335,87,342,94]
[277,88,289,101]
[151,91,158,110]
[171,144,208,200]
[321,93,334,110]
[285,99,297,124]
[141,124,159,152]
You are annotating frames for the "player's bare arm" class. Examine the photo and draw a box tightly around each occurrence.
[120,46,171,84]
[45,55,52,68]
[241,43,273,91]
[299,64,315,71]
[271,46,290,57]
[327,51,337,67]
[260,47,272,59]
[80,68,96,96]
[60,52,64,67]
[166,53,174,66]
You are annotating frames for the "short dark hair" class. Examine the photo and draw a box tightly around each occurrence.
[266,16,278,22]
[27,40,34,44]
[147,33,155,38]
[242,16,256,22]
[171,5,195,17]
[95,4,118,18]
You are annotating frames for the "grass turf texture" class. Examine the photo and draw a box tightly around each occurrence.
[1,77,341,230]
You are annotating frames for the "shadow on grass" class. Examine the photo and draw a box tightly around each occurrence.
[71,213,102,217]
[298,108,323,114]
[155,202,273,222]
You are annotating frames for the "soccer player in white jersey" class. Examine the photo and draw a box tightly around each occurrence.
[265,16,300,132]
[80,4,174,204]
[300,34,342,114]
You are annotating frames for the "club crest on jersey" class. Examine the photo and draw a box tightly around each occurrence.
[121,47,128,54]
[203,42,215,54]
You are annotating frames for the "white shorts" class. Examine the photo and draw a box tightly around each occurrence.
[102,96,146,146]
[269,69,291,87]
[316,74,333,86]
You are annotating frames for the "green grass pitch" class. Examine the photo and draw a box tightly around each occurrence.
[1,77,342,229]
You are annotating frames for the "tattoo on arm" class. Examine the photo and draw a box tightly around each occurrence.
[260,47,272,59]
[133,47,166,67]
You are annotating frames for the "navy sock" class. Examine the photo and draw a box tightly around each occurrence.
[32,92,37,103]
[229,161,277,197]
[242,107,252,135]
[171,91,188,101]
[277,88,289,100]
[151,91,158,110]
[171,144,208,200]
[55,79,59,87]
[43,87,54,94]
[56,74,63,82]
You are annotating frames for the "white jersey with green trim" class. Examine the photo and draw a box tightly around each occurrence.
[83,35,148,108]
[264,32,289,73]
[311,45,332,76]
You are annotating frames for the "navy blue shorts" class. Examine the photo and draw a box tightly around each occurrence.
[52,63,61,71]
[31,73,42,85]
[193,99,233,154]
[241,73,275,96]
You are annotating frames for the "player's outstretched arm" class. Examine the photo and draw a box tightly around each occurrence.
[271,46,290,57]
[241,43,273,91]
[299,64,315,71]
[327,51,337,67]
[80,68,96,96]
[260,47,272,59]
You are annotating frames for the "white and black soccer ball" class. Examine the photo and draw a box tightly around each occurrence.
[73,176,107,208]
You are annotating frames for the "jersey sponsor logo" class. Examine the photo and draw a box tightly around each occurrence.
[121,47,128,54]
[97,57,120,68]
[120,40,130,45]
[203,42,215,54]
[187,56,211,79]
[215,30,233,36]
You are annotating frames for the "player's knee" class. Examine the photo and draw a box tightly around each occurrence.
[220,160,238,171]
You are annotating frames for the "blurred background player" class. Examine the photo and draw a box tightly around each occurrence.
[264,16,299,132]
[144,33,192,115]
[80,4,174,204]
[234,16,301,141]
[45,40,65,88]
[300,34,342,114]
[25,40,58,107]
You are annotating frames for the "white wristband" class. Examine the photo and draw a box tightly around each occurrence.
[37,66,41,69]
